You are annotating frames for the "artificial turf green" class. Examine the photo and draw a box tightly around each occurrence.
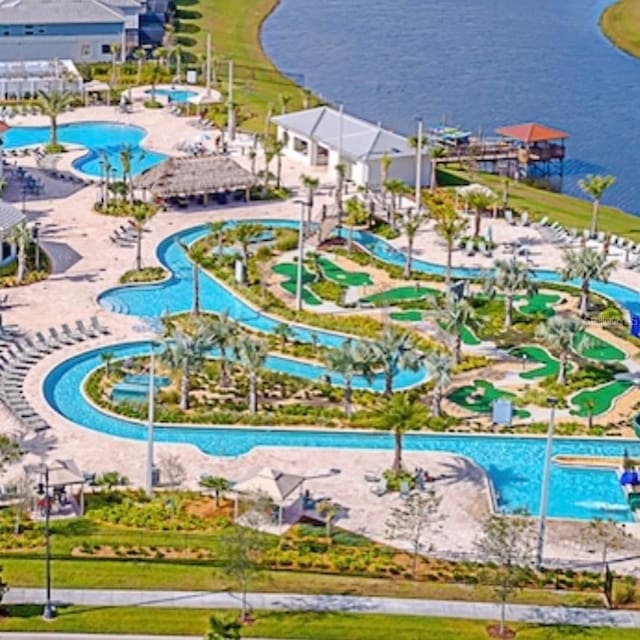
[569,380,634,417]
[573,332,626,361]
[517,293,562,317]
[317,256,372,287]
[273,262,322,306]
[437,320,481,345]
[390,310,423,322]
[447,379,531,418]
[362,285,440,305]
[511,345,560,380]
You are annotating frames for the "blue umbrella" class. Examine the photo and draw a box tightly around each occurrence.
[620,470,636,485]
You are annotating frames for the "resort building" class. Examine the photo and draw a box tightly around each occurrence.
[0,202,26,266]
[0,59,82,100]
[272,107,430,189]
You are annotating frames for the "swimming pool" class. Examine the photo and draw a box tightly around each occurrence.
[43,340,637,521]
[146,88,197,103]
[3,122,166,178]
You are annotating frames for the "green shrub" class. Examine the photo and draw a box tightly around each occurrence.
[119,267,166,284]
[274,228,299,252]
[143,99,163,109]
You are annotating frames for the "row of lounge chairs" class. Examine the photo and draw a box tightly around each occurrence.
[504,209,530,226]
[0,318,110,432]
[109,224,139,247]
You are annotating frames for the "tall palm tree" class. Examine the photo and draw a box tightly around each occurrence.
[380,153,392,205]
[153,46,168,68]
[323,339,374,418]
[7,223,31,284]
[434,206,468,287]
[561,247,616,318]
[199,475,231,507]
[465,190,496,237]
[35,89,75,148]
[401,210,426,279]
[272,137,286,190]
[425,350,453,417]
[578,174,616,236]
[383,179,407,230]
[133,48,146,84]
[205,312,237,387]
[335,162,347,222]
[483,258,536,328]
[279,93,292,114]
[273,322,292,350]
[149,64,162,103]
[119,144,134,205]
[234,337,268,414]
[429,145,447,191]
[438,293,476,365]
[209,221,226,259]
[300,173,320,221]
[343,197,367,253]
[162,325,211,410]
[232,222,263,283]
[248,148,257,176]
[130,205,155,271]
[262,139,275,192]
[172,44,184,82]
[367,393,428,474]
[535,316,584,385]
[109,42,121,84]
[366,326,422,396]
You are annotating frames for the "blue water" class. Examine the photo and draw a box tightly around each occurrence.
[146,88,197,103]
[44,340,637,520]
[262,0,640,214]
[3,122,166,178]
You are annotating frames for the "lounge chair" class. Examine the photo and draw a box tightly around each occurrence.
[77,320,99,339]
[49,327,74,346]
[536,216,549,228]
[12,341,42,361]
[24,336,51,354]
[62,323,85,342]
[504,210,514,225]
[520,211,530,226]
[36,331,61,350]
[91,317,110,335]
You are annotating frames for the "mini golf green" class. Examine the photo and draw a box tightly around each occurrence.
[569,380,633,417]
[390,310,423,322]
[517,293,561,317]
[317,256,372,287]
[362,285,440,305]
[447,379,531,418]
[573,332,626,361]
[272,263,321,306]
[511,345,560,380]
[437,321,481,345]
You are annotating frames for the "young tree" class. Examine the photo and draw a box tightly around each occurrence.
[428,145,447,190]
[483,258,536,328]
[434,207,468,287]
[437,293,476,365]
[209,221,227,260]
[475,512,535,637]
[401,210,426,279]
[206,614,241,640]
[273,322,293,350]
[232,222,263,283]
[158,452,186,490]
[300,173,320,220]
[580,518,628,575]
[383,178,407,230]
[7,223,31,284]
[343,196,367,253]
[380,153,392,208]
[578,174,616,236]
[100,351,115,378]
[130,204,156,271]
[133,48,146,84]
[535,316,584,385]
[335,162,347,222]
[35,90,75,148]
[200,475,231,507]
[465,190,496,237]
[316,499,340,540]
[234,337,268,414]
[425,350,453,417]
[386,489,442,578]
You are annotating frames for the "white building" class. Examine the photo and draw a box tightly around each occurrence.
[0,202,26,266]
[272,107,430,189]
[0,59,82,100]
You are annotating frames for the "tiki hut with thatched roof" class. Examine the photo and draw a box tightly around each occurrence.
[136,155,258,203]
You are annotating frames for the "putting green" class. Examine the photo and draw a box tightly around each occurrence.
[569,380,633,417]
[437,320,481,345]
[273,262,321,306]
[317,256,372,287]
[511,345,560,380]
[573,332,626,362]
[517,293,561,317]
[390,310,423,322]
[447,379,531,418]
[362,285,440,305]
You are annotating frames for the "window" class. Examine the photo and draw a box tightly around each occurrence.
[101,44,111,54]
[24,25,34,35]
[81,43,91,57]
[293,136,308,155]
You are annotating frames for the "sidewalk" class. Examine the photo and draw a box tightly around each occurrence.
[5,588,640,629]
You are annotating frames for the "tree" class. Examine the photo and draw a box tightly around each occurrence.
[153,46,168,68]
[580,518,628,575]
[386,489,442,578]
[0,434,19,473]
[265,136,285,190]
[380,153,392,205]
[425,350,453,417]
[578,174,616,236]
[434,206,468,287]
[300,173,319,221]
[158,452,186,490]
[209,221,227,260]
[366,326,422,396]
[7,223,31,284]
[109,42,121,84]
[234,337,268,414]
[367,393,428,474]
[343,197,367,253]
[323,339,374,418]
[465,190,496,237]
[429,145,447,191]
[119,143,142,206]
[133,48,146,84]
[149,64,162,103]
[172,44,184,82]
[261,138,275,192]
[206,614,241,640]
[279,93,292,114]
[100,351,115,378]
[231,222,263,284]
[475,512,534,638]
[335,162,347,223]
[205,312,237,387]
[437,293,476,365]
[316,499,340,540]
[162,324,211,410]
[535,316,584,385]
[273,322,292,350]
[130,205,156,271]
[200,475,231,507]
[561,247,616,318]
[35,89,75,148]
[401,210,426,279]
[484,258,536,328]
[383,178,407,230]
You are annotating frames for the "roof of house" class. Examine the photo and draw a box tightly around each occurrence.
[101,0,143,8]
[233,467,304,504]
[272,107,415,162]
[0,0,125,25]
[0,202,26,232]
[495,122,568,143]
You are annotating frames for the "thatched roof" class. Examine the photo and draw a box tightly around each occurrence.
[135,155,258,197]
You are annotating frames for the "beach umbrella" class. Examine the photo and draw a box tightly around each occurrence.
[620,470,636,485]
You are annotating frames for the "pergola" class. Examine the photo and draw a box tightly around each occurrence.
[135,155,258,203]
[28,459,87,517]
[83,80,111,106]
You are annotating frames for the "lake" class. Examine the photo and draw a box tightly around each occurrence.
[262,0,640,215]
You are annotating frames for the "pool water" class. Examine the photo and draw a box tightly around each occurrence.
[147,88,197,103]
[3,122,166,178]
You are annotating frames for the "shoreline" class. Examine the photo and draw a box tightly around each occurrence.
[600,0,640,59]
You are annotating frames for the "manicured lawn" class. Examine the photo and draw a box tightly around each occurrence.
[438,167,640,242]
[362,285,440,305]
[574,332,627,361]
[570,380,634,417]
[600,0,640,58]
[448,379,531,418]
[0,606,631,639]
[317,256,372,287]
[518,293,562,317]
[511,345,560,380]
[273,262,321,305]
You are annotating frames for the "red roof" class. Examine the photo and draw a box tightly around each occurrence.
[495,122,568,143]
[0,121,9,135]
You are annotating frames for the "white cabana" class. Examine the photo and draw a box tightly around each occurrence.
[187,93,219,106]
[83,79,111,106]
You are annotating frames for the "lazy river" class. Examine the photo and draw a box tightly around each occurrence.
[42,218,640,521]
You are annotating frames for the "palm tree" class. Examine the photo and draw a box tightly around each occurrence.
[323,339,374,418]
[380,153,392,205]
[133,48,146,84]
[248,148,257,176]
[578,174,616,236]
[100,351,115,378]
[425,350,453,417]
[162,326,211,410]
[7,223,31,284]
[209,221,226,259]
[484,259,536,328]
[262,139,275,192]
[153,46,168,68]
[366,326,422,396]
[279,93,292,114]
[35,89,75,148]
[343,197,367,253]
[271,137,286,190]
[383,179,407,230]
[465,190,496,237]
[561,247,616,318]
[300,173,320,220]
[234,337,268,414]
[335,162,347,222]
[232,222,263,282]
[149,64,162,103]
[429,145,447,191]
[109,42,121,84]
[172,44,184,82]
[434,207,468,287]
[119,144,136,205]
[204,312,237,388]
[130,205,155,271]
[535,316,584,385]
[438,293,476,365]
[199,475,231,507]
[368,393,428,474]
[401,210,426,279]
[273,322,293,350]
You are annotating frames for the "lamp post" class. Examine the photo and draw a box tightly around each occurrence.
[293,199,306,311]
[536,396,558,569]
[415,117,423,213]
[32,223,40,272]
[37,464,55,620]
[145,341,157,498]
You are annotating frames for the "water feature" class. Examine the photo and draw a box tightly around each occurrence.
[145,88,197,103]
[262,0,640,214]
[3,122,166,177]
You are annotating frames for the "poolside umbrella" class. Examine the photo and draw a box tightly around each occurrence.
[620,470,637,485]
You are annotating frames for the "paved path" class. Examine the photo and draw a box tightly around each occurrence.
[6,588,640,628]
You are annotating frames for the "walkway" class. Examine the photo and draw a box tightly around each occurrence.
[6,588,640,629]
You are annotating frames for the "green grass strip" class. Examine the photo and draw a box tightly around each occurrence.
[362,285,440,304]
[570,380,633,417]
[448,379,530,418]
[518,293,561,317]
[391,310,423,322]
[273,262,321,305]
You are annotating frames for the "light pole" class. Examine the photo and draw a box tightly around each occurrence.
[145,341,157,498]
[536,396,558,569]
[294,199,306,311]
[32,223,40,272]
[37,464,55,620]
[415,117,423,213]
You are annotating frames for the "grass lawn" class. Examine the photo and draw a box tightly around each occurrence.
[511,345,560,380]
[518,292,562,317]
[600,0,640,58]
[0,606,633,639]
[574,332,627,361]
[317,256,372,287]
[570,380,634,417]
[438,167,640,242]
[447,379,531,418]
[272,262,321,305]
[362,285,440,305]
